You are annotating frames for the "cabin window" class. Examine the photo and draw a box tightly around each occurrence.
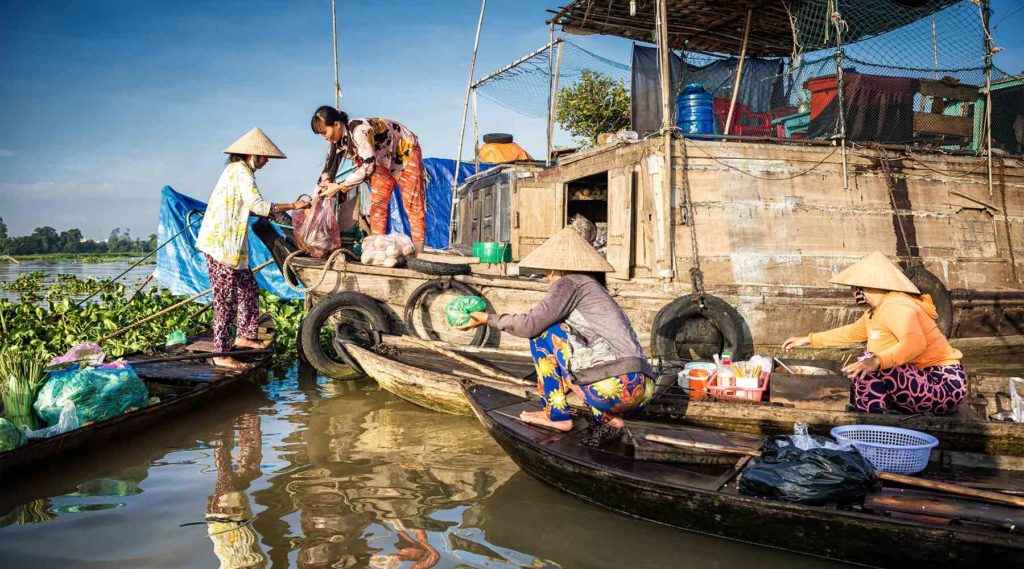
[566,172,608,250]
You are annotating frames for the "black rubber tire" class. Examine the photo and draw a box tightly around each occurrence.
[903,264,954,337]
[651,294,745,363]
[300,292,390,379]
[296,316,308,363]
[406,257,472,276]
[404,278,489,347]
[482,133,514,144]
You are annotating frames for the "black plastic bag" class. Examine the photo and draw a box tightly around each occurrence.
[738,435,879,506]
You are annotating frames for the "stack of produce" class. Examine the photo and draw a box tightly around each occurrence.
[34,362,149,426]
[360,234,416,268]
[0,348,49,431]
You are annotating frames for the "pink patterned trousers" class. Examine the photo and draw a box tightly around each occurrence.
[206,254,260,352]
[854,362,966,415]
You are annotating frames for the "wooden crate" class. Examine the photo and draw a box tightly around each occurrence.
[770,358,849,411]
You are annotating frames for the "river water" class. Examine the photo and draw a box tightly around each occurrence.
[0,261,850,568]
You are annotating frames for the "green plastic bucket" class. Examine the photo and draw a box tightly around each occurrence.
[473,241,511,263]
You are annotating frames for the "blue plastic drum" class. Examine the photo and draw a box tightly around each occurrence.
[676,83,714,134]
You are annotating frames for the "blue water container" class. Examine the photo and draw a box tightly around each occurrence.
[676,83,714,134]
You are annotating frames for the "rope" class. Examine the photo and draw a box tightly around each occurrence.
[677,140,705,307]
[687,140,840,180]
[280,248,355,295]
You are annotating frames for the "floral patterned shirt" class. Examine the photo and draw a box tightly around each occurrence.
[196,161,271,269]
[337,118,419,187]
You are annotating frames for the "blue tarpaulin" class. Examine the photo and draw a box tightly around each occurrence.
[155,157,486,299]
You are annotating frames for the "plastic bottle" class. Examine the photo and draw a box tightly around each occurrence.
[717,350,735,388]
[675,83,714,134]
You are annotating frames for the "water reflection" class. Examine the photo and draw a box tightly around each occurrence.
[206,414,266,569]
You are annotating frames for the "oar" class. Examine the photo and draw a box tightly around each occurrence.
[401,335,532,386]
[645,434,1024,508]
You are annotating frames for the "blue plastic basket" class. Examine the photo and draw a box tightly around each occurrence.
[830,425,938,474]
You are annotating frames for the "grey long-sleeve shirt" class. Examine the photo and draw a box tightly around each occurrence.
[488,274,654,384]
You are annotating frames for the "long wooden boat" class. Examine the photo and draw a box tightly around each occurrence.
[344,335,1024,460]
[464,382,1024,568]
[0,323,275,482]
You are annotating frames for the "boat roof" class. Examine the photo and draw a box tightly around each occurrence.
[547,0,963,56]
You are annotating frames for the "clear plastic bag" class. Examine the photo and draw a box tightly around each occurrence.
[359,234,415,267]
[24,401,80,439]
[292,195,341,258]
[1011,377,1024,423]
[34,364,149,426]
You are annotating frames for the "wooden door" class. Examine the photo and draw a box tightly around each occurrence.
[606,167,634,281]
[511,180,565,260]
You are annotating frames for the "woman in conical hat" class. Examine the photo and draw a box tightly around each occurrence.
[196,128,310,369]
[782,252,965,415]
[457,227,655,443]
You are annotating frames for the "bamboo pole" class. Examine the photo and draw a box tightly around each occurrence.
[982,0,994,197]
[657,0,673,280]
[331,0,341,108]
[472,87,479,174]
[100,259,274,343]
[723,9,753,136]
[546,40,564,164]
[545,22,556,166]
[451,0,488,210]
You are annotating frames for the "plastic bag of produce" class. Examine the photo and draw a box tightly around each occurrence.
[359,234,415,267]
[0,418,27,452]
[292,195,341,258]
[738,435,879,506]
[24,401,81,439]
[445,295,488,327]
[47,343,105,368]
[34,364,149,426]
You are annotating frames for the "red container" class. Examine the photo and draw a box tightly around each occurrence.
[805,75,839,121]
[707,372,770,402]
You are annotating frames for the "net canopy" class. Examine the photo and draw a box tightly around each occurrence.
[474,41,630,119]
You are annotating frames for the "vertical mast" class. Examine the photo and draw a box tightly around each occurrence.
[332,0,341,108]
[657,0,673,280]
[450,0,488,244]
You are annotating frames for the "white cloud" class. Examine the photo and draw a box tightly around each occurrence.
[0,150,13,157]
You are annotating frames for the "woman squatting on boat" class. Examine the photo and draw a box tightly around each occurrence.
[783,252,965,415]
[195,128,309,369]
[457,227,655,443]
[310,106,427,254]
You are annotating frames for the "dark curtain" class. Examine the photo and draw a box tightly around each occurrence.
[631,45,683,136]
[805,73,920,143]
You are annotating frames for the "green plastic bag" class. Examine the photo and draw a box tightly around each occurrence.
[445,295,487,327]
[34,364,149,426]
[165,330,187,347]
[0,418,27,452]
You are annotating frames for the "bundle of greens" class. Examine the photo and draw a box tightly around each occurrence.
[0,348,49,430]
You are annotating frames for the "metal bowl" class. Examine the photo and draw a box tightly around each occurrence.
[783,365,835,376]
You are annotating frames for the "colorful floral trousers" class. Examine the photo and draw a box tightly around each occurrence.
[206,254,260,352]
[368,143,426,244]
[530,323,654,424]
[854,362,966,415]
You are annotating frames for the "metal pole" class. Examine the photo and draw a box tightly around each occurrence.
[982,0,994,197]
[332,0,341,107]
[450,0,487,239]
[546,22,555,166]
[723,9,753,136]
[547,40,564,165]
[657,0,674,280]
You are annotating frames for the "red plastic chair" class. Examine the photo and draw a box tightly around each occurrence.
[712,98,772,137]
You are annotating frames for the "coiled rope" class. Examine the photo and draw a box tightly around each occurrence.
[280,248,358,295]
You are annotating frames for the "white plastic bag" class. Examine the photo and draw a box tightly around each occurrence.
[360,234,415,267]
[1010,377,1024,423]
[24,401,80,439]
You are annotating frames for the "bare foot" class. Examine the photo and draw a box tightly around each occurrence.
[211,356,249,369]
[606,416,625,429]
[234,337,268,350]
[519,409,573,431]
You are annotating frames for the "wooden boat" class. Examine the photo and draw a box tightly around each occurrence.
[463,382,1024,568]
[0,322,276,482]
[344,335,1024,460]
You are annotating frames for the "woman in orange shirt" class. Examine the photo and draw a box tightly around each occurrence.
[782,252,965,415]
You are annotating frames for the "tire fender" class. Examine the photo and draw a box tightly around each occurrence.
[300,292,390,380]
[404,278,490,347]
[903,265,954,337]
[650,294,745,362]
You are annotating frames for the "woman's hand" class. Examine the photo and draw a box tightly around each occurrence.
[781,336,810,351]
[842,356,880,381]
[317,181,344,199]
[291,198,311,210]
[456,312,488,331]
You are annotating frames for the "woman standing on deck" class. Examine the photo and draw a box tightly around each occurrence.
[196,128,309,369]
[782,252,965,415]
[457,227,655,444]
[310,106,426,254]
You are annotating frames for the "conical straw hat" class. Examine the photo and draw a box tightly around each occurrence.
[829,251,920,294]
[223,127,287,158]
[519,226,615,273]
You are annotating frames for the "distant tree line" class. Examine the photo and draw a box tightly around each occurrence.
[0,217,157,255]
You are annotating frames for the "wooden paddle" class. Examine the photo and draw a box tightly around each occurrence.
[645,434,1024,508]
[401,335,532,386]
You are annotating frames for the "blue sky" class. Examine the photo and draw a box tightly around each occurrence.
[1,0,1022,240]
